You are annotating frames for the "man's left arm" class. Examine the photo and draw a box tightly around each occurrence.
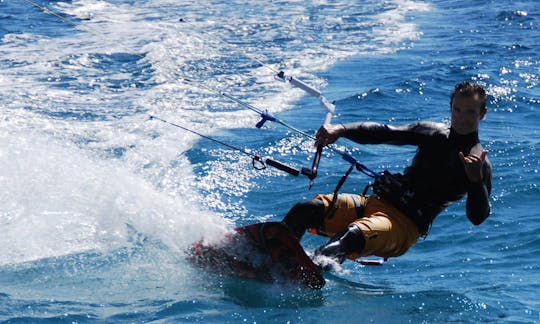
[461,152,492,225]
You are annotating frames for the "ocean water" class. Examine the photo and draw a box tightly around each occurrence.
[0,0,538,322]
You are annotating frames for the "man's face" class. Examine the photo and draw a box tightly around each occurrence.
[451,94,487,135]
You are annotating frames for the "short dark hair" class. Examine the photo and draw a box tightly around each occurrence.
[450,81,487,110]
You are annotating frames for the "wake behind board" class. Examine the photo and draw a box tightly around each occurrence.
[188,222,325,289]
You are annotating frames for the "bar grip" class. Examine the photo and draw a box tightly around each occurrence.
[265,158,300,176]
[289,76,322,97]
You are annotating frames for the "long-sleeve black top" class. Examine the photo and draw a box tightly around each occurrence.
[342,121,492,234]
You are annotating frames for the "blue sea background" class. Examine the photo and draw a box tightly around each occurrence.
[1,0,539,322]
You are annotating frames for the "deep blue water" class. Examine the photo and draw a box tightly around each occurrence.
[1,0,539,322]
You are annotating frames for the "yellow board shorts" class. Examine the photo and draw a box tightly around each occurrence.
[310,194,419,259]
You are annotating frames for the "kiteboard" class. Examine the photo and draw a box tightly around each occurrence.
[188,221,325,289]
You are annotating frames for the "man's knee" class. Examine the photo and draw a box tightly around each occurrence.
[283,199,325,239]
[283,199,325,225]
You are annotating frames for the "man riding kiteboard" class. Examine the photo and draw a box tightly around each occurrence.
[283,81,492,264]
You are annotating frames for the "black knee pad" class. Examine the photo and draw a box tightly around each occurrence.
[339,225,365,254]
[315,225,365,263]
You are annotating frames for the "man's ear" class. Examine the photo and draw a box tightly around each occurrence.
[480,107,487,120]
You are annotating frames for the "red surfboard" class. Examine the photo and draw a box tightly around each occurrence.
[188,222,325,289]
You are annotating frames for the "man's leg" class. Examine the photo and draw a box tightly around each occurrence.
[318,196,420,261]
[282,199,326,240]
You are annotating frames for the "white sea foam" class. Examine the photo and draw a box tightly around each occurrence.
[0,120,229,266]
[373,0,431,46]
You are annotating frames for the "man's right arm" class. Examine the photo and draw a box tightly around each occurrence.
[338,121,444,146]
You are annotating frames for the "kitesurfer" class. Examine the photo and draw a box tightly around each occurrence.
[283,81,492,263]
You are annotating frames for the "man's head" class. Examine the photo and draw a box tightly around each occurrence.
[450,81,488,135]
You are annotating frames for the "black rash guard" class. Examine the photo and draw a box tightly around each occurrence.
[342,121,492,234]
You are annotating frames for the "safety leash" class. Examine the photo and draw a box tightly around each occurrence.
[326,158,380,214]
